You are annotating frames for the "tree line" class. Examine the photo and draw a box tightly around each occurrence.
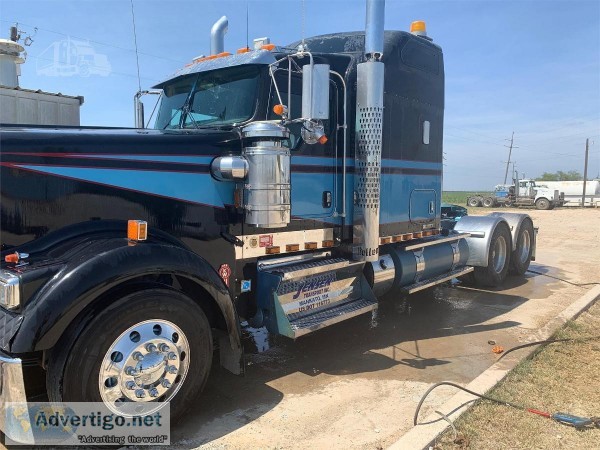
[536,170,582,181]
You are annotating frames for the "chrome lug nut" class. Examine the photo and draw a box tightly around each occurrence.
[146,343,157,353]
[149,388,159,398]
[159,343,170,352]
[161,379,172,389]
[125,381,136,390]
[135,389,146,399]
[167,365,178,374]
[168,352,177,361]
[132,351,144,361]
[125,366,136,376]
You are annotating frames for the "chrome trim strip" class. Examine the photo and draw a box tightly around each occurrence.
[403,266,474,294]
[257,251,331,270]
[451,242,461,270]
[401,233,471,251]
[413,250,425,282]
[281,260,351,280]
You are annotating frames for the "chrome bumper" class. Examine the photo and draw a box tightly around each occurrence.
[0,351,27,436]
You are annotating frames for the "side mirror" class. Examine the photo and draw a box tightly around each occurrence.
[302,64,330,120]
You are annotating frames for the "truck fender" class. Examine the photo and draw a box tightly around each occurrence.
[453,215,512,267]
[486,212,534,252]
[11,241,243,374]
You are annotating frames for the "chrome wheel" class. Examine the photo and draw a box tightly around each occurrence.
[491,235,507,274]
[518,229,531,264]
[99,319,190,415]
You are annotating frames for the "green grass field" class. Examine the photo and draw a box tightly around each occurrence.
[442,191,490,205]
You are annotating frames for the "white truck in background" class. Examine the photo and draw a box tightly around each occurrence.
[467,178,564,210]
[537,180,600,207]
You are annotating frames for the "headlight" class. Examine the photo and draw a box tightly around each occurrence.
[0,270,20,309]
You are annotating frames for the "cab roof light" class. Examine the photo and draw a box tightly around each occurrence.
[410,20,427,37]
[237,47,251,54]
[261,43,276,51]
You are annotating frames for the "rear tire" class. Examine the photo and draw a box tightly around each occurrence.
[509,219,534,275]
[473,222,512,287]
[535,198,550,210]
[47,288,213,421]
[467,197,481,207]
[482,197,495,207]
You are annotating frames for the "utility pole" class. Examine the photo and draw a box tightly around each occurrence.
[503,132,518,184]
[582,138,589,208]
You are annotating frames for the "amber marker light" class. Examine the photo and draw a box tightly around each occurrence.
[4,252,19,263]
[237,47,251,54]
[410,20,427,36]
[318,134,328,145]
[128,220,148,241]
[273,104,285,116]
[261,44,276,51]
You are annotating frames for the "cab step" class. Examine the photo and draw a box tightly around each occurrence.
[289,297,377,337]
[256,255,377,338]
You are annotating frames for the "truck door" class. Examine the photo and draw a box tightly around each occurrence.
[268,71,338,219]
[409,189,437,223]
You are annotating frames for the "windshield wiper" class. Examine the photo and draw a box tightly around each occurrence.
[162,74,200,130]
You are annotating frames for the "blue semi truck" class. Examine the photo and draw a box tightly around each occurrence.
[0,0,535,430]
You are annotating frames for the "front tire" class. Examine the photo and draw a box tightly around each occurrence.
[47,288,213,420]
[473,222,512,287]
[509,219,534,275]
[535,198,550,210]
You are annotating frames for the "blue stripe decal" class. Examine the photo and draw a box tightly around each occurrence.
[77,155,215,164]
[18,165,228,206]
[291,156,442,170]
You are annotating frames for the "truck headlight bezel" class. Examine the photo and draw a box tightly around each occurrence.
[0,270,21,309]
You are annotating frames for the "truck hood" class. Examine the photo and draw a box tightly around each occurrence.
[0,125,242,248]
[0,125,240,156]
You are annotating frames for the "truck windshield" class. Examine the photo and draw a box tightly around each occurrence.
[154,65,261,129]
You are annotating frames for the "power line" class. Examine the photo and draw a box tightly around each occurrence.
[444,132,506,148]
[24,53,160,83]
[517,150,600,163]
[0,18,187,65]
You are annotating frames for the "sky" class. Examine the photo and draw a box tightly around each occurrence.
[1,0,599,190]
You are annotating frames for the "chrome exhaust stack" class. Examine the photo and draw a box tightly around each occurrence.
[353,0,385,262]
[210,16,228,55]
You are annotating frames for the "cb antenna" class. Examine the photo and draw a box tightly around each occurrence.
[301,0,306,49]
[246,2,249,50]
[129,0,142,92]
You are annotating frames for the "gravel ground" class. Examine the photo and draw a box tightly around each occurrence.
[165,208,600,449]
